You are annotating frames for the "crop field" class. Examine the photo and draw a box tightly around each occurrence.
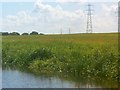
[2,33,119,84]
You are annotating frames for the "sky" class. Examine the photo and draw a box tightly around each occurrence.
[0,0,118,34]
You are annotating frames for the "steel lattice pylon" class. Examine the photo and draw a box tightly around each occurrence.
[86,4,93,33]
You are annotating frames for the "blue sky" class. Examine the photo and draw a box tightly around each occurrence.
[0,0,118,2]
[2,2,84,18]
[0,0,118,34]
[2,2,117,17]
[2,2,34,18]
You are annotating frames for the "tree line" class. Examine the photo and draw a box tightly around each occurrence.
[1,31,44,36]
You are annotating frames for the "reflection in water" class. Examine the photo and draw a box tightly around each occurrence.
[3,69,76,88]
[2,69,117,88]
[0,68,2,89]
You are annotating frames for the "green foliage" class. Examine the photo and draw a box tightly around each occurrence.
[22,33,29,35]
[30,31,38,35]
[9,32,20,35]
[29,48,54,60]
[2,33,118,82]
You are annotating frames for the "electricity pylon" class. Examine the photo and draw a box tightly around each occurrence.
[86,4,94,33]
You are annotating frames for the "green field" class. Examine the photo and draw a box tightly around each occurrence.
[2,33,118,85]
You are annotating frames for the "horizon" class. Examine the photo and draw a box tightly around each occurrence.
[1,31,119,35]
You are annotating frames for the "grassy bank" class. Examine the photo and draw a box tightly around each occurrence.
[2,33,118,81]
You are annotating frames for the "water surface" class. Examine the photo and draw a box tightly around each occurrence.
[2,69,117,88]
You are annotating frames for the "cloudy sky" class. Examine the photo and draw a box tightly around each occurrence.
[0,0,118,34]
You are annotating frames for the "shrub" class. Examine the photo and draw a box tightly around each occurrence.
[29,48,54,60]
[9,32,20,35]
[30,31,38,35]
[2,32,9,36]
[22,33,29,35]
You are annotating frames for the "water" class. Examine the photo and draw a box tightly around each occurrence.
[2,69,117,88]
[0,68,2,89]
[2,69,75,88]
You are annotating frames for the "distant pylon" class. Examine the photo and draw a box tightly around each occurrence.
[60,28,62,34]
[69,28,71,34]
[86,4,93,33]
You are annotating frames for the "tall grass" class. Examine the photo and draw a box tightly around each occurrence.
[2,33,118,82]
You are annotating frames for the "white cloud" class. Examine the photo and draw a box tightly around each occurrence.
[92,3,118,33]
[2,11,38,33]
[1,1,118,34]
[101,4,117,16]
[56,0,87,3]
[34,0,84,20]
[55,0,118,3]
[0,0,118,3]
